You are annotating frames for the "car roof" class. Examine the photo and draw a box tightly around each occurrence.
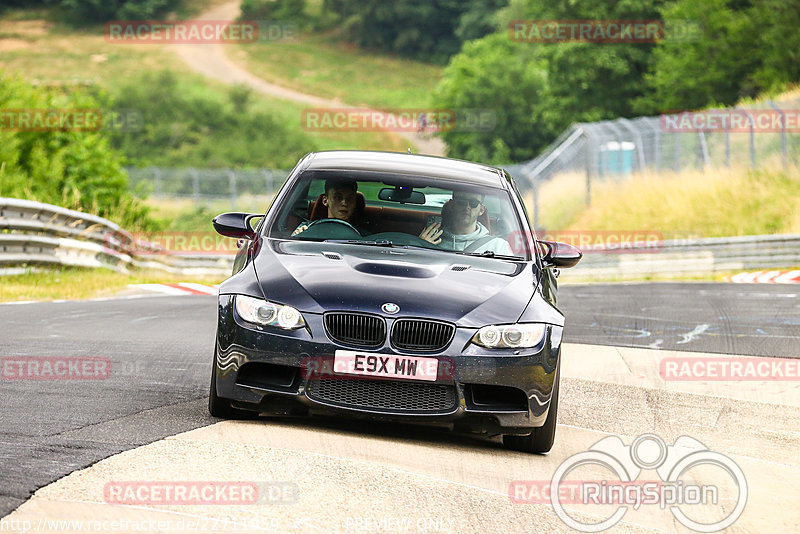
[302,151,509,189]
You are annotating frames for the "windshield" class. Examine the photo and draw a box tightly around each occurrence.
[268,171,529,260]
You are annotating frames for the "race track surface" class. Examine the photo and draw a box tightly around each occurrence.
[0,283,798,530]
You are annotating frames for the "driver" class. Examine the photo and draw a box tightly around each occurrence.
[292,179,361,236]
[419,191,513,255]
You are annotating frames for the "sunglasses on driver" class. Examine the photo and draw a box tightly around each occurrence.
[452,197,482,209]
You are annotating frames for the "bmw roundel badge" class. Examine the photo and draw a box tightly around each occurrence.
[381,303,400,314]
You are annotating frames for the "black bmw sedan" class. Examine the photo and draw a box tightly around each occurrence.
[210,151,580,453]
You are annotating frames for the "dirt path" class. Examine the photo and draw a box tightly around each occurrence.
[171,1,447,156]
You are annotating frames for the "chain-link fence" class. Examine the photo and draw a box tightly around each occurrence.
[127,167,290,208]
[504,96,800,229]
[126,96,799,220]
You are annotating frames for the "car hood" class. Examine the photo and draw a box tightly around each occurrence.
[249,239,540,327]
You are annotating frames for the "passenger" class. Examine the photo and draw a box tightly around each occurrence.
[293,179,361,236]
[419,191,513,255]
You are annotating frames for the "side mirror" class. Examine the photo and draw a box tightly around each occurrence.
[540,240,582,268]
[213,212,259,239]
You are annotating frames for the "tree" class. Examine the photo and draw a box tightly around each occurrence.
[434,0,667,162]
[322,0,508,63]
[433,33,556,164]
[751,0,800,93]
[639,0,760,112]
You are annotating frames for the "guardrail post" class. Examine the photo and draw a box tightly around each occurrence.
[191,168,200,205]
[698,131,710,170]
[725,128,730,167]
[153,167,162,199]
[737,108,756,169]
[264,169,274,196]
[768,100,788,170]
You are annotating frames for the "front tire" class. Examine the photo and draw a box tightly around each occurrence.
[208,362,259,420]
[503,361,560,454]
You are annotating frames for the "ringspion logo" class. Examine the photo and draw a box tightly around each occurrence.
[541,434,747,532]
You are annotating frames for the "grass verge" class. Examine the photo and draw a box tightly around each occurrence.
[0,267,224,302]
[529,165,800,238]
[233,34,443,110]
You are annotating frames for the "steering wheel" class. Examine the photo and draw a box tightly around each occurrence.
[298,218,362,239]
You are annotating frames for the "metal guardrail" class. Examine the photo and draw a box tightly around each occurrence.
[566,234,800,281]
[0,198,234,276]
[3,198,798,281]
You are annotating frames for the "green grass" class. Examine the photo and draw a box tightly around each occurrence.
[528,157,800,239]
[234,33,443,110]
[0,267,224,302]
[563,166,800,238]
[0,15,409,155]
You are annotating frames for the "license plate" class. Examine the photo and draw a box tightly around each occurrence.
[333,350,438,381]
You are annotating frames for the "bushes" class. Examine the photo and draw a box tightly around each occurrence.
[106,70,315,169]
[57,0,181,23]
[240,0,305,22]
[0,73,154,229]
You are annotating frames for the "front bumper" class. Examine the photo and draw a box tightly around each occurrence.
[214,295,562,434]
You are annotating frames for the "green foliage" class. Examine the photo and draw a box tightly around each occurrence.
[322,0,508,64]
[0,72,153,229]
[56,0,181,23]
[241,0,305,22]
[435,0,665,163]
[642,0,800,110]
[638,0,760,112]
[752,0,800,92]
[433,33,555,164]
[107,70,316,169]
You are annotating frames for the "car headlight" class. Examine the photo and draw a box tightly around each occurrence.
[235,295,305,330]
[471,323,546,349]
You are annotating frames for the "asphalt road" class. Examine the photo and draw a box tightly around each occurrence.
[559,282,800,356]
[0,282,798,520]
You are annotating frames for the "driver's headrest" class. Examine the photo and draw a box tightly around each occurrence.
[308,192,365,222]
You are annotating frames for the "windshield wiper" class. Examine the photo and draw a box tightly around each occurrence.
[461,250,524,260]
[324,240,438,252]
[325,239,394,246]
